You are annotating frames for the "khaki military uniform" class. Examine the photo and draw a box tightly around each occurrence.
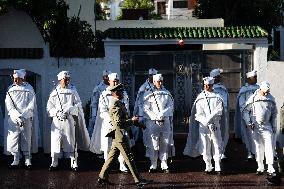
[99,99,141,183]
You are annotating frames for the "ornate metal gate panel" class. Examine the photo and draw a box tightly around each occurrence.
[121,51,202,133]
[121,50,253,133]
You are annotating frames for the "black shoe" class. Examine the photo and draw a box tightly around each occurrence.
[71,167,78,172]
[162,168,170,173]
[120,169,129,173]
[205,171,214,175]
[9,164,19,169]
[266,173,281,186]
[97,177,113,185]
[216,171,222,175]
[136,179,152,188]
[256,171,264,175]
[149,168,157,173]
[25,165,32,170]
[48,166,58,171]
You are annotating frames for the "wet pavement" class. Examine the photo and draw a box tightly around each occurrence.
[0,137,283,189]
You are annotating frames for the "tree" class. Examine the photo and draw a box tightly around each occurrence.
[95,1,106,20]
[117,0,161,19]
[122,0,155,11]
[193,0,284,33]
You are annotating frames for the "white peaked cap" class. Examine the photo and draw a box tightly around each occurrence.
[19,69,26,76]
[13,69,25,79]
[246,70,257,78]
[260,81,270,92]
[108,73,119,81]
[210,68,221,77]
[148,68,158,75]
[203,76,215,85]
[57,71,70,80]
[103,70,111,76]
[153,74,163,81]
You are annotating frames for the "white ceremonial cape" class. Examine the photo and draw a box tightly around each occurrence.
[234,83,259,152]
[47,84,90,152]
[4,82,39,154]
[183,90,228,157]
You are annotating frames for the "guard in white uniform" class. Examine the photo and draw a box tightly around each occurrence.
[47,71,90,171]
[133,68,157,149]
[242,81,277,174]
[184,77,227,174]
[90,73,131,172]
[234,70,259,159]
[210,68,229,160]
[88,70,110,136]
[143,74,174,173]
[5,69,39,169]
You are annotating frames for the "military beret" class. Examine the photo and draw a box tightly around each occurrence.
[109,83,124,92]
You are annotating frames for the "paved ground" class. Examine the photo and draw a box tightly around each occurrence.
[0,137,283,189]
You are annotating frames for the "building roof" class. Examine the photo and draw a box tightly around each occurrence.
[104,26,268,40]
[95,19,224,31]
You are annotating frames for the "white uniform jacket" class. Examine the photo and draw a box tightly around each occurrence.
[89,87,129,154]
[242,90,277,133]
[47,84,90,155]
[4,83,39,154]
[143,87,174,153]
[184,90,227,157]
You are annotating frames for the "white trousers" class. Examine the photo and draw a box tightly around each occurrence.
[252,128,274,166]
[50,117,76,157]
[7,118,32,155]
[149,131,171,162]
[200,129,222,164]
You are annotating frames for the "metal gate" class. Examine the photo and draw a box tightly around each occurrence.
[121,50,253,133]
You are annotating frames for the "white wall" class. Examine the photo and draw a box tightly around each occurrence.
[0,9,44,48]
[266,61,284,147]
[254,44,269,82]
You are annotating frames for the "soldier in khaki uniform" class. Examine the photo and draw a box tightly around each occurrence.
[97,83,151,188]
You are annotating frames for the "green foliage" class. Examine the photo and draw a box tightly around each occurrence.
[49,16,96,57]
[123,0,154,11]
[118,0,160,19]
[193,0,284,32]
[95,1,106,20]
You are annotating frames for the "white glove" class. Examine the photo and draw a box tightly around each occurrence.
[156,115,164,121]
[15,117,23,127]
[209,124,217,132]
[247,122,255,130]
[56,111,67,120]
[64,106,78,116]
